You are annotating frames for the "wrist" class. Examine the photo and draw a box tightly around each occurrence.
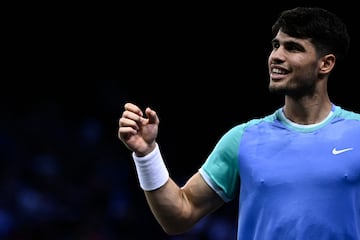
[134,143,157,157]
[132,143,169,191]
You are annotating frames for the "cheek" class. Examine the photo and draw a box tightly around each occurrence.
[295,60,319,76]
[267,51,276,63]
[267,54,273,69]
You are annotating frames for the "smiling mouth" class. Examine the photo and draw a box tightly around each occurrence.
[270,66,289,81]
[271,67,289,74]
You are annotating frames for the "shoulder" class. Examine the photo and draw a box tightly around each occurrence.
[217,110,279,145]
[334,105,360,121]
[228,109,279,133]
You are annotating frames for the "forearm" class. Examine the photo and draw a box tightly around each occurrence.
[144,173,225,235]
[144,178,198,234]
[132,144,198,233]
[132,144,224,235]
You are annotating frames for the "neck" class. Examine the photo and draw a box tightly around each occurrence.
[283,95,332,125]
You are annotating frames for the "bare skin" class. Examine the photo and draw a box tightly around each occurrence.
[118,103,224,234]
[118,30,336,235]
[268,31,335,124]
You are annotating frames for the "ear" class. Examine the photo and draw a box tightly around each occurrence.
[319,54,336,74]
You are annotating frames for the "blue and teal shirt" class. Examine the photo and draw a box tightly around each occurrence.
[199,104,360,239]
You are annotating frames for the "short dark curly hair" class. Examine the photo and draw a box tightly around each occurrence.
[272,7,350,63]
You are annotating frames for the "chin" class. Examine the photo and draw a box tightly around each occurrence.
[269,85,287,95]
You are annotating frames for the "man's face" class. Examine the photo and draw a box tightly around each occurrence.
[267,31,321,97]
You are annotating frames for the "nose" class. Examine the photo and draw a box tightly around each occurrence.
[269,47,286,64]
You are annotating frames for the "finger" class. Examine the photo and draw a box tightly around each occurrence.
[118,126,137,140]
[119,117,139,131]
[118,117,139,142]
[124,103,143,117]
[144,107,159,125]
[122,110,143,123]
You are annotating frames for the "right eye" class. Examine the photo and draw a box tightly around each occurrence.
[271,41,280,49]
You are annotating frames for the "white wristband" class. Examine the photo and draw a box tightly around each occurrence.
[132,143,169,191]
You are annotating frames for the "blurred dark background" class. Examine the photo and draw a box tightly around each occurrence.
[1,2,359,239]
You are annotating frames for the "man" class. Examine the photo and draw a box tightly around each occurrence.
[118,7,360,239]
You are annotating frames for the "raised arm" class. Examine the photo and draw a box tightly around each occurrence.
[118,103,224,234]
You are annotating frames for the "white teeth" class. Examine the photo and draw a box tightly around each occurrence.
[272,68,285,74]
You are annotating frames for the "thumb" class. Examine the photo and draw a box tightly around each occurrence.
[144,107,159,125]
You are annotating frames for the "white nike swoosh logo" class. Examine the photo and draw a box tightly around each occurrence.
[332,147,353,155]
